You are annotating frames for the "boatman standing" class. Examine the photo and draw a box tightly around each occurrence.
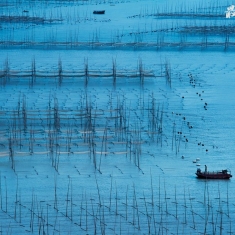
[205,165,207,173]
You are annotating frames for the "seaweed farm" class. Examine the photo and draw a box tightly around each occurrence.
[0,0,235,234]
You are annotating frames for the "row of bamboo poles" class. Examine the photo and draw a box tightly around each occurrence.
[0,172,232,234]
[1,90,175,173]
[0,40,233,50]
[0,57,171,88]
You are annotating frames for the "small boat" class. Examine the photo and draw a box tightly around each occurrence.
[93,10,105,14]
[196,167,232,179]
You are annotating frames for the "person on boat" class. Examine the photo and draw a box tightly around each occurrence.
[205,165,207,173]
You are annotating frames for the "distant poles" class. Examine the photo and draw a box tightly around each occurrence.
[112,58,117,87]
[8,136,15,172]
[1,57,10,87]
[164,59,171,87]
[84,58,89,87]
[138,58,144,86]
[58,57,63,86]
[30,57,36,87]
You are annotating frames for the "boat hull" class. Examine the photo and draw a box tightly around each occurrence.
[196,172,232,179]
[93,10,105,14]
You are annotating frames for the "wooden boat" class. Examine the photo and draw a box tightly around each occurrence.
[93,10,105,14]
[196,168,232,179]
